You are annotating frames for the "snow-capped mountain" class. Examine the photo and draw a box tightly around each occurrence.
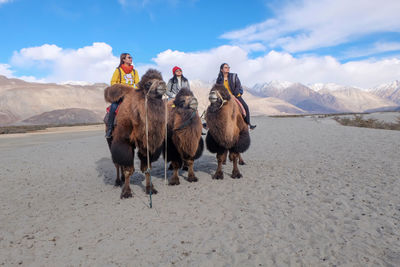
[370,80,400,104]
[250,81,339,113]
[250,81,399,113]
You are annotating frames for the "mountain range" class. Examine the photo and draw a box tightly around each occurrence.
[0,75,399,126]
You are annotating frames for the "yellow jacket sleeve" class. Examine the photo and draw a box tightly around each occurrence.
[110,68,120,85]
[134,69,139,88]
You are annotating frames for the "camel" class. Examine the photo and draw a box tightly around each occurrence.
[104,69,167,199]
[205,84,250,179]
[165,88,204,185]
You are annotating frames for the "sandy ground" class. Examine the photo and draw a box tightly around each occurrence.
[1,117,399,266]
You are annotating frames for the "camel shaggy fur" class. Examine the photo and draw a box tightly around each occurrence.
[205,84,250,179]
[165,88,204,185]
[104,69,167,199]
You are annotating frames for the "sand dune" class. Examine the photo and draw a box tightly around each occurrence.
[0,116,399,266]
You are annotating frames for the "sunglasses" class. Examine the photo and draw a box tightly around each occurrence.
[126,56,132,59]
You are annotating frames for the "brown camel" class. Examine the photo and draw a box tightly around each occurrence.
[205,84,251,179]
[165,88,204,185]
[104,69,167,199]
[104,86,133,188]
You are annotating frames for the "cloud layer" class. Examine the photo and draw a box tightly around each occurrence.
[222,0,400,55]
[144,46,400,88]
[10,43,119,84]
[5,42,400,88]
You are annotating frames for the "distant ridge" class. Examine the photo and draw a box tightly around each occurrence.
[0,75,399,125]
[22,108,103,125]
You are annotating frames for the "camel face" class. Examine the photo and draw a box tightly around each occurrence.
[147,79,167,98]
[173,88,198,111]
[176,95,198,111]
[209,91,218,104]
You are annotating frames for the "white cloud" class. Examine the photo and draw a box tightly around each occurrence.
[222,0,400,53]
[342,42,400,59]
[0,63,14,77]
[118,0,181,8]
[0,0,13,5]
[10,42,119,83]
[145,45,400,88]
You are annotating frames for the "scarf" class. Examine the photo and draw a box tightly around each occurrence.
[120,64,133,74]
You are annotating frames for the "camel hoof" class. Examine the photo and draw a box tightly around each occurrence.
[231,171,242,179]
[169,178,180,186]
[187,176,198,183]
[114,178,122,187]
[239,160,246,165]
[120,186,132,199]
[146,186,158,195]
[212,171,224,180]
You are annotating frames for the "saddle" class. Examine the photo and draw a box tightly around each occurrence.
[233,97,246,117]
[103,104,121,125]
[106,105,120,115]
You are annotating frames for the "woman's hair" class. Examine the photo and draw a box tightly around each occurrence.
[118,53,130,67]
[217,63,229,83]
[172,74,188,83]
[220,63,228,71]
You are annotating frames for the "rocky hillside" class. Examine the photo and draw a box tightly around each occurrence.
[0,75,107,125]
[21,108,104,125]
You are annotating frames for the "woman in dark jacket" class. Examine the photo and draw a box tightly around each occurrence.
[216,63,256,129]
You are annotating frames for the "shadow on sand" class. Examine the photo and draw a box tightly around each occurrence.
[95,154,218,187]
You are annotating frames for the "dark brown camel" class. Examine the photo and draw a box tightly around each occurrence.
[104,69,167,199]
[205,84,250,179]
[165,88,204,185]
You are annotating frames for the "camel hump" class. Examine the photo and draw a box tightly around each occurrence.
[104,84,133,103]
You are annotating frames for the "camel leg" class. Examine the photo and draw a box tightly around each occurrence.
[120,165,125,184]
[186,159,198,182]
[222,150,228,165]
[141,159,158,195]
[238,153,246,165]
[230,152,242,179]
[212,152,225,179]
[169,161,181,186]
[120,166,134,199]
[114,163,122,187]
[182,162,189,171]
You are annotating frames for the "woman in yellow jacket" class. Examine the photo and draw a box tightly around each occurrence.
[106,53,139,138]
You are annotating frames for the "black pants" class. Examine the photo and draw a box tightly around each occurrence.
[236,96,251,125]
[106,98,122,137]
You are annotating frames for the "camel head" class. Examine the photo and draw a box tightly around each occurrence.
[208,84,231,111]
[173,88,198,111]
[138,69,167,99]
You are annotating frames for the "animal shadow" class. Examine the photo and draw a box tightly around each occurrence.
[95,157,146,191]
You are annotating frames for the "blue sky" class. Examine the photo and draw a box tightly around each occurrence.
[1,0,400,88]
